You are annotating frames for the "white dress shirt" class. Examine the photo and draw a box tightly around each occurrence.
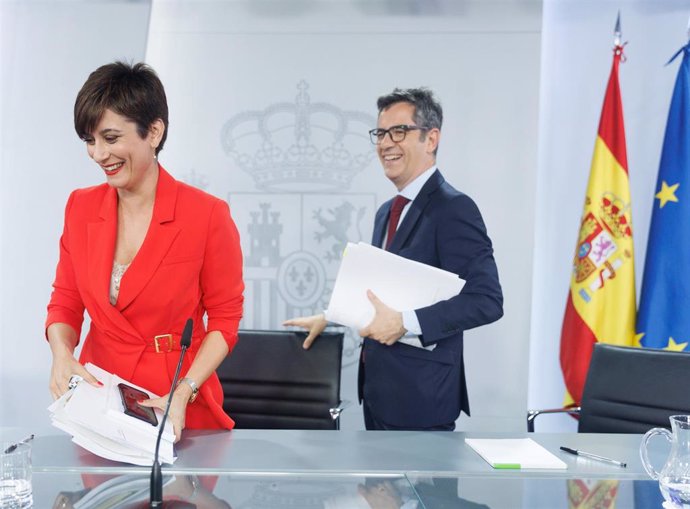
[391,166,437,349]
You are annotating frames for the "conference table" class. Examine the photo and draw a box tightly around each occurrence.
[10,429,668,508]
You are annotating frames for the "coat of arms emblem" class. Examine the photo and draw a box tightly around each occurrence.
[573,192,633,303]
[221,81,377,364]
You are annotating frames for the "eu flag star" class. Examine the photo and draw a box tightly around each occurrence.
[655,181,680,208]
[665,337,688,351]
[634,332,644,347]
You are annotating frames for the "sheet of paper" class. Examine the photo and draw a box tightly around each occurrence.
[465,438,567,469]
[48,363,175,465]
[325,242,465,331]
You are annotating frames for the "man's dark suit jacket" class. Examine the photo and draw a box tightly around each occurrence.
[358,169,503,428]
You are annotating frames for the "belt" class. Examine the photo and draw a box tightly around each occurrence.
[146,334,177,353]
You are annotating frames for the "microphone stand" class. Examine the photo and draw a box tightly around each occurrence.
[150,318,193,508]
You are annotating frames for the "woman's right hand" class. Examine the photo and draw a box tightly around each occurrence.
[47,323,101,399]
[49,354,100,400]
[283,313,328,349]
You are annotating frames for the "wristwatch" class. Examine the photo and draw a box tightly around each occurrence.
[177,377,199,403]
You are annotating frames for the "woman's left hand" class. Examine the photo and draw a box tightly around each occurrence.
[139,388,190,443]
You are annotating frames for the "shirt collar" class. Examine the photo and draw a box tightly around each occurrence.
[398,165,437,202]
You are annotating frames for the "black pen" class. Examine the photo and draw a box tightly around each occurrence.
[560,446,627,467]
[3,434,34,454]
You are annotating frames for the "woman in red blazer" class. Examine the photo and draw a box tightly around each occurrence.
[46,62,244,441]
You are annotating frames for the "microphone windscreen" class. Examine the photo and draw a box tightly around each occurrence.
[181,318,193,348]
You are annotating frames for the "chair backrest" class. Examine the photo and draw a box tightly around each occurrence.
[216,329,344,430]
[579,343,690,433]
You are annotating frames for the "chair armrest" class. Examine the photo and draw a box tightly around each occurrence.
[329,399,352,420]
[527,407,581,432]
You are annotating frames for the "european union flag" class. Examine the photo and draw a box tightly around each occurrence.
[637,43,690,351]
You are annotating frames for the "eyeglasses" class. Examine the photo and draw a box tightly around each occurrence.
[368,124,430,145]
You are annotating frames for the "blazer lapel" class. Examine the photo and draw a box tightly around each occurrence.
[86,187,145,341]
[88,187,117,307]
[115,168,181,311]
[388,169,444,253]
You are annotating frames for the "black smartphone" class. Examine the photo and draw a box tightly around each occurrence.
[117,383,158,427]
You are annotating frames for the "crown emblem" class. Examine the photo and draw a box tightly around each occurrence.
[599,193,632,238]
[221,81,376,192]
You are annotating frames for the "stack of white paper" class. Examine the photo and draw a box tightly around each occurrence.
[48,363,176,466]
[325,242,465,330]
[465,438,567,469]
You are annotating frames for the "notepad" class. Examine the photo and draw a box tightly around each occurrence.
[465,438,567,469]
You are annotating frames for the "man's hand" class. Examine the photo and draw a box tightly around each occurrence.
[283,313,328,349]
[358,480,403,509]
[358,290,407,345]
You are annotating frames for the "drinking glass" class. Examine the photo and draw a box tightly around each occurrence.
[0,442,33,509]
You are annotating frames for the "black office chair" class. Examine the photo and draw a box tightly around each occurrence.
[217,329,345,430]
[528,343,690,433]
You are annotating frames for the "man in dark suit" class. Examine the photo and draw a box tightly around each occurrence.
[285,88,503,430]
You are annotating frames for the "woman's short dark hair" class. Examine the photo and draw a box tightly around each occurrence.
[376,87,443,156]
[74,61,168,155]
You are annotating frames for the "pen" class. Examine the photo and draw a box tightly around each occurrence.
[560,446,627,467]
[3,434,34,454]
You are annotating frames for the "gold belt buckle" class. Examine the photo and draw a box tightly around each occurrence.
[154,334,173,353]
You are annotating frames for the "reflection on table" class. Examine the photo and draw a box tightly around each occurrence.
[40,473,420,509]
[46,473,229,509]
[406,475,664,509]
[36,473,664,509]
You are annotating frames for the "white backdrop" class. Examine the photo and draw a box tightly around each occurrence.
[145,0,541,432]
[0,0,685,437]
[0,0,152,431]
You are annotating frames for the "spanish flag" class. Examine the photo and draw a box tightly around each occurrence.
[560,43,637,407]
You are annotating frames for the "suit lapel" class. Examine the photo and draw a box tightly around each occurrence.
[115,168,180,311]
[388,169,444,253]
[372,200,391,248]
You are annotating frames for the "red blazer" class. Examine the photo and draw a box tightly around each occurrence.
[46,166,244,429]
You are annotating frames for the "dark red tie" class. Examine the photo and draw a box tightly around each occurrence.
[385,195,411,250]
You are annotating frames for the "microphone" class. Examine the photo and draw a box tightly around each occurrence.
[150,318,193,508]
